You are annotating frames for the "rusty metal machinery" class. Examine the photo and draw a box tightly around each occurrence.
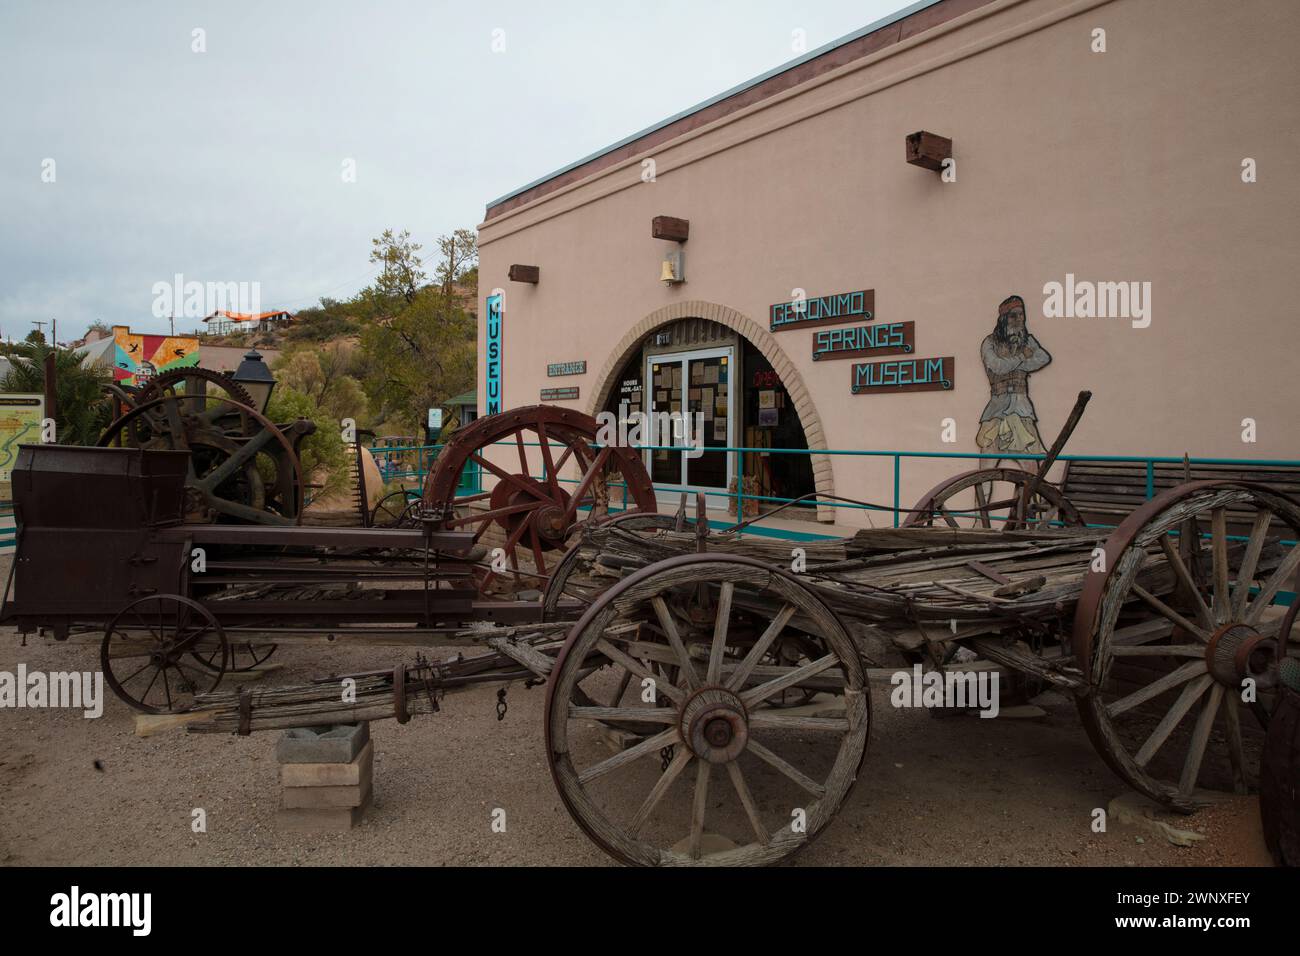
[98,368,312,524]
[1,442,551,712]
[421,405,657,592]
[11,394,1300,866]
[370,488,422,528]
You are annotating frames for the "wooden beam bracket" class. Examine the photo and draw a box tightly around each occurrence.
[651,216,689,242]
[905,131,952,172]
[508,264,540,284]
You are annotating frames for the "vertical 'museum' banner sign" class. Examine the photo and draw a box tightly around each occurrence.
[485,292,503,415]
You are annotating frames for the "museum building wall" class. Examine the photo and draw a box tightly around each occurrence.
[476,0,1300,527]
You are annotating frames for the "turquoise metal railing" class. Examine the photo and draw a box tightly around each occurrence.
[361,441,1300,544]
[0,504,15,551]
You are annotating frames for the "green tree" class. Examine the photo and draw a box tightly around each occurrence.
[264,385,350,500]
[355,229,477,432]
[369,229,426,306]
[0,341,112,445]
[433,228,478,295]
[273,341,369,425]
[360,288,475,433]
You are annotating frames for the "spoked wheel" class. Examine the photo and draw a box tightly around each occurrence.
[101,594,229,713]
[542,512,686,621]
[1074,481,1300,810]
[424,406,656,594]
[763,634,826,708]
[190,639,275,673]
[370,489,422,528]
[903,467,1083,530]
[546,554,870,866]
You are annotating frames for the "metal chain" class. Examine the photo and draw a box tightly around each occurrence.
[660,744,674,772]
[496,687,508,721]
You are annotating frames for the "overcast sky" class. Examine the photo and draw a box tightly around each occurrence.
[0,0,908,341]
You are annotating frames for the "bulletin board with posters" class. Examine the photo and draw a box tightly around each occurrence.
[0,394,44,501]
[112,326,199,387]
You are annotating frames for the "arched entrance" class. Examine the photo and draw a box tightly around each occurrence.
[589,300,835,521]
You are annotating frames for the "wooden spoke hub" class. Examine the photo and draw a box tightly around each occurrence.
[680,687,749,764]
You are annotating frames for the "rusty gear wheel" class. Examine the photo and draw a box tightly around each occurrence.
[137,366,256,409]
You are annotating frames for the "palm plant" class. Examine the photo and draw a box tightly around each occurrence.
[0,341,113,445]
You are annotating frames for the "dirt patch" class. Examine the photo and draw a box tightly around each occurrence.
[0,622,1278,867]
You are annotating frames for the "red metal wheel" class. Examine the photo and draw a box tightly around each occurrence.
[423,406,656,592]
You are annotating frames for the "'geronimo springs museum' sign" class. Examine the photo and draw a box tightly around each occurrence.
[852,356,954,393]
[766,286,953,393]
[813,321,914,360]
[770,289,874,331]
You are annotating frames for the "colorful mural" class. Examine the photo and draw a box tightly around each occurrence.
[112,325,199,386]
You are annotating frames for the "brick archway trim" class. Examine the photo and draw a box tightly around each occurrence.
[588,300,835,522]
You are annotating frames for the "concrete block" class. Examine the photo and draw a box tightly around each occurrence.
[283,776,372,810]
[280,740,373,788]
[275,792,372,831]
[276,722,369,764]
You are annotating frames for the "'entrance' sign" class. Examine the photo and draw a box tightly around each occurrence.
[770,289,874,332]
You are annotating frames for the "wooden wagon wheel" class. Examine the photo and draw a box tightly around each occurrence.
[98,394,303,525]
[542,512,684,621]
[1073,481,1300,810]
[904,467,1084,530]
[546,554,870,866]
[423,406,656,593]
[101,594,228,714]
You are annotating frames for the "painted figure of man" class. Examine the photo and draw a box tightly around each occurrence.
[977,295,1051,454]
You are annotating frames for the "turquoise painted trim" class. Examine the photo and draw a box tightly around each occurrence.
[366,440,1300,540]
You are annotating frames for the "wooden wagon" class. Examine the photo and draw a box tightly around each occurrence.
[4,402,1298,866]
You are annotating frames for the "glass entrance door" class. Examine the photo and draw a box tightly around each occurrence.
[645,347,733,492]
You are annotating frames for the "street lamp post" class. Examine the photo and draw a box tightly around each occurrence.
[231,349,276,414]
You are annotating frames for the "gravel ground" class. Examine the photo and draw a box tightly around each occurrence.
[0,557,1274,867]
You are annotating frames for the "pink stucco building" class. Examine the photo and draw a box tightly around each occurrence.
[477,0,1298,526]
